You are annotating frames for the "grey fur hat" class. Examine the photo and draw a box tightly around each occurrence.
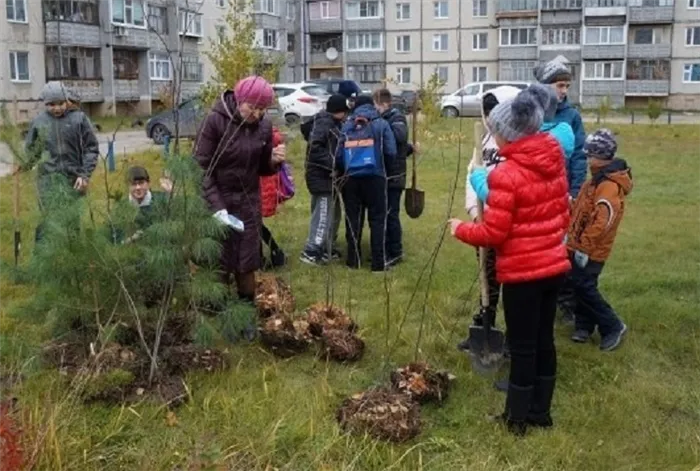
[487,89,544,143]
[533,59,572,84]
[527,83,559,121]
[584,129,617,160]
[40,81,73,104]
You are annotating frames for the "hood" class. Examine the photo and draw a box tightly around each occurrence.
[480,85,522,128]
[211,90,257,126]
[382,107,402,121]
[351,104,380,121]
[591,158,633,194]
[500,134,563,179]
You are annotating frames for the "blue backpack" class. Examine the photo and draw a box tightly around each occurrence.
[343,116,379,176]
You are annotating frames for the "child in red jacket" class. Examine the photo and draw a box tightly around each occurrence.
[448,88,571,436]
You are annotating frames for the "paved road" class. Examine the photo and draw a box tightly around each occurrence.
[0,131,155,178]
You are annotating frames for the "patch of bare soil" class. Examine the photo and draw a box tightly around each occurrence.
[320,329,365,362]
[336,387,421,443]
[259,314,311,358]
[390,362,455,405]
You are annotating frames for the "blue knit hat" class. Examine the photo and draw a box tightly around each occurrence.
[487,89,544,143]
[584,129,617,160]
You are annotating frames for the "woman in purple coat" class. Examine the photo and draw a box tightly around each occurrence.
[194,76,285,302]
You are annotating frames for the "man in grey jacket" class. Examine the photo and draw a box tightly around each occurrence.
[23,81,99,242]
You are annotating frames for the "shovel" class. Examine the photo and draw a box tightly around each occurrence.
[404,103,424,219]
[13,166,20,267]
[465,121,505,374]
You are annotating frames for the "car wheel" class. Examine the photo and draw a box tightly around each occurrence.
[442,107,459,118]
[284,114,301,126]
[150,124,170,145]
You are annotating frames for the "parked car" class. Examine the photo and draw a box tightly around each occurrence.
[309,78,363,97]
[440,81,530,118]
[145,98,284,144]
[400,90,422,113]
[273,83,329,125]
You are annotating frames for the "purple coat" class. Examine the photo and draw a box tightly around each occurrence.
[194,91,277,275]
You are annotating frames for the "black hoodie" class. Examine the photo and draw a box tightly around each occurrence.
[304,110,342,195]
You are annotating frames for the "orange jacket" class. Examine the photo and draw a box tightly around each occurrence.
[567,158,633,262]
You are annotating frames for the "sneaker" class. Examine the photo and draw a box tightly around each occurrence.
[386,255,403,268]
[571,329,592,343]
[299,252,325,266]
[270,250,287,267]
[560,309,575,326]
[322,249,342,262]
[600,323,627,352]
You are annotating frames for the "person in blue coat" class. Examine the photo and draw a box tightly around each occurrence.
[335,95,397,272]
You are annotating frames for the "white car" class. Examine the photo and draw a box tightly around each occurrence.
[441,81,530,118]
[273,83,330,125]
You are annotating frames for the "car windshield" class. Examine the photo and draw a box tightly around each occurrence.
[301,85,329,97]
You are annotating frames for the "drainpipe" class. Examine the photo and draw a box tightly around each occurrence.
[301,0,307,80]
[341,0,347,77]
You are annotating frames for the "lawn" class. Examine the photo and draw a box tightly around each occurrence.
[0,120,699,471]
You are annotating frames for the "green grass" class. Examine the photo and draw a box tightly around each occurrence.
[1,121,699,471]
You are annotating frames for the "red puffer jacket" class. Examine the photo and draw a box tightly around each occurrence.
[260,128,284,217]
[455,133,571,284]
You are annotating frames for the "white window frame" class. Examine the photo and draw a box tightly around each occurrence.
[435,66,448,83]
[472,66,487,82]
[396,67,411,85]
[689,0,700,8]
[346,32,383,51]
[500,28,537,46]
[541,27,581,46]
[9,51,30,82]
[6,0,28,23]
[179,10,203,37]
[473,0,487,17]
[149,52,171,80]
[261,28,279,50]
[216,0,225,7]
[395,1,410,20]
[433,1,448,19]
[500,60,537,81]
[318,1,336,18]
[584,25,626,45]
[472,32,488,51]
[685,27,700,46]
[256,0,277,15]
[395,35,411,53]
[112,0,146,28]
[433,33,448,52]
[286,0,294,19]
[583,61,625,80]
[346,1,382,19]
[683,63,700,82]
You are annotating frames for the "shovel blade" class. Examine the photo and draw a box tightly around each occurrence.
[466,324,506,374]
[404,189,425,219]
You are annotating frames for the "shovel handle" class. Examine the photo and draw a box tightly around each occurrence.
[473,121,489,308]
[411,98,418,189]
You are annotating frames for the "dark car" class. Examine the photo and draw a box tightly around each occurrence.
[145,98,284,144]
[400,90,422,113]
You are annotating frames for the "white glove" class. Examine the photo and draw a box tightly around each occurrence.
[574,250,589,269]
[214,209,244,233]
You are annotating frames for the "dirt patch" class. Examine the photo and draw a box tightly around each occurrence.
[42,341,88,373]
[320,330,365,362]
[160,345,229,376]
[305,303,357,338]
[390,362,455,405]
[336,387,421,443]
[259,314,311,358]
[255,274,295,318]
[118,312,194,348]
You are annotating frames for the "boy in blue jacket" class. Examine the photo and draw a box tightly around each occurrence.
[336,95,397,272]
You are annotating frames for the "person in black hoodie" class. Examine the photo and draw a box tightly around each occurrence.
[300,94,349,265]
[372,89,414,266]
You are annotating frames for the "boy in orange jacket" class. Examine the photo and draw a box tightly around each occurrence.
[568,129,632,351]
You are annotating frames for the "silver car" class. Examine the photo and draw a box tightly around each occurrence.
[441,81,530,118]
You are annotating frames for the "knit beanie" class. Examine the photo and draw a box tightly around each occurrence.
[353,94,374,109]
[533,59,572,85]
[338,80,361,98]
[584,128,617,160]
[326,94,349,113]
[41,81,71,104]
[487,89,544,143]
[234,76,275,108]
[527,83,559,121]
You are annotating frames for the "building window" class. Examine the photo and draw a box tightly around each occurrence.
[584,61,624,80]
[542,0,582,8]
[9,51,29,81]
[182,55,203,82]
[347,32,383,51]
[311,1,339,19]
[433,1,448,18]
[541,28,580,46]
[397,67,411,84]
[396,1,410,20]
[433,33,448,51]
[347,63,385,83]
[500,28,536,46]
[147,6,168,35]
[435,66,448,83]
[686,27,700,46]
[473,0,487,17]
[43,0,99,24]
[584,26,625,45]
[629,0,673,5]
[46,46,101,80]
[216,24,226,42]
[258,28,279,49]
[626,59,669,80]
[472,32,488,50]
[683,63,700,82]
[149,52,171,80]
[286,0,294,19]
[6,0,27,22]
[113,49,139,79]
[310,34,342,53]
[472,66,487,82]
[689,0,699,8]
[396,35,411,52]
[500,60,537,81]
[217,0,225,7]
[255,0,277,14]
[112,0,145,27]
[287,33,296,52]
[633,27,661,45]
[346,1,381,19]
[179,11,203,37]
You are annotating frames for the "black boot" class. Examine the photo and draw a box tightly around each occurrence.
[527,376,555,428]
[493,383,533,437]
[237,292,258,342]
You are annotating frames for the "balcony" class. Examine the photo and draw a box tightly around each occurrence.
[180,81,201,100]
[345,17,383,30]
[629,4,674,24]
[541,0,583,9]
[584,0,627,17]
[254,12,283,30]
[499,46,538,60]
[582,44,626,59]
[307,17,342,34]
[114,79,141,101]
[581,79,625,96]
[627,43,671,58]
[345,50,384,63]
[111,26,150,50]
[310,52,343,67]
[62,79,104,103]
[626,80,670,95]
[496,0,538,19]
[45,21,100,47]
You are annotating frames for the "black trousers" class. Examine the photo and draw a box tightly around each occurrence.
[502,275,564,389]
[343,176,387,271]
[476,247,501,313]
[386,188,403,260]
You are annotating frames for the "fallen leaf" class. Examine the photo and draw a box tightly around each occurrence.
[166,410,178,427]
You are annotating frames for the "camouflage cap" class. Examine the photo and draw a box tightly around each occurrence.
[584,128,617,160]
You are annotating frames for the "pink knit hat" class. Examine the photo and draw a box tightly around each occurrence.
[234,76,275,108]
